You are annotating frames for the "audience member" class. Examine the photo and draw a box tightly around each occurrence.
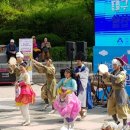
[41,37,51,62]
[6,39,17,61]
[32,36,41,61]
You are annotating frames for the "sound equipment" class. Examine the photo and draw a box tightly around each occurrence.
[66,41,87,61]
[66,41,76,61]
[75,41,87,60]
[0,68,16,84]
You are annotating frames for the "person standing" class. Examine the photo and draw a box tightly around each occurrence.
[32,58,56,113]
[74,53,89,119]
[15,62,35,126]
[8,52,25,81]
[54,68,81,130]
[41,37,51,62]
[6,39,17,61]
[32,36,41,61]
[102,57,129,130]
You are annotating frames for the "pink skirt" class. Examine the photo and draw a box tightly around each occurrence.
[15,84,36,105]
[54,93,81,120]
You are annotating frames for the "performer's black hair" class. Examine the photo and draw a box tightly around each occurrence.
[65,68,75,78]
[45,57,52,60]
[65,68,72,74]
[112,67,124,75]
[20,62,27,67]
[120,67,124,71]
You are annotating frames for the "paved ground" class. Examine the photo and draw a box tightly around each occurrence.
[0,84,129,130]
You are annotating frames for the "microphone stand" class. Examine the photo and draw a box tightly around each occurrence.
[97,69,100,99]
[96,64,101,103]
[70,48,74,69]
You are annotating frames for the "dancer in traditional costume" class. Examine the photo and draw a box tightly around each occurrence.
[8,52,24,80]
[15,62,36,126]
[102,56,129,130]
[54,68,81,130]
[74,53,89,119]
[32,58,56,113]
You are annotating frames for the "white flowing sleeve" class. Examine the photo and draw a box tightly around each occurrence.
[78,67,89,79]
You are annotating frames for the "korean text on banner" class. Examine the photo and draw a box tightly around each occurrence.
[19,38,33,82]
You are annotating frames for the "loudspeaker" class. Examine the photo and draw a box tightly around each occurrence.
[76,41,87,60]
[66,41,76,61]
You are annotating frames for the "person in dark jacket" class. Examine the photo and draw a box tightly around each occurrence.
[6,39,17,61]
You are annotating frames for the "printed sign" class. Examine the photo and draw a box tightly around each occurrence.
[95,0,130,46]
[19,38,33,82]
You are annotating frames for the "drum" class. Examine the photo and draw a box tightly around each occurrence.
[98,64,108,74]
[8,57,17,65]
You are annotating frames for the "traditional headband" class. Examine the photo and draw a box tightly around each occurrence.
[112,59,121,66]
[16,52,24,58]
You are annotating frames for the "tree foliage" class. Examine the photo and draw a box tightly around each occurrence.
[0,0,94,47]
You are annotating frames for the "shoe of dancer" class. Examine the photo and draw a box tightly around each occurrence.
[121,125,129,130]
[49,109,56,114]
[60,126,68,130]
[42,104,49,110]
[22,121,30,126]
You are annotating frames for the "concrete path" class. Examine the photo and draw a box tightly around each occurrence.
[0,84,129,130]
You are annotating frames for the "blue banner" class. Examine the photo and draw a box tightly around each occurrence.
[93,46,130,95]
[95,0,130,46]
